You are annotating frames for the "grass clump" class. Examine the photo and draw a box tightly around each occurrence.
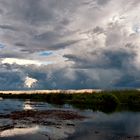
[70,93,119,113]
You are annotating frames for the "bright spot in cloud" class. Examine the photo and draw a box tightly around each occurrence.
[24,76,37,88]
[1,58,52,66]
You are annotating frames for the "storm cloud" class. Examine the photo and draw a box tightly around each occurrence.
[0,0,140,89]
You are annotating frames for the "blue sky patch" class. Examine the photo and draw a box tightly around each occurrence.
[39,51,53,56]
[0,43,5,49]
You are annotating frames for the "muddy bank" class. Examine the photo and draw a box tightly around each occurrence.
[0,110,86,132]
[0,110,85,121]
[0,110,86,139]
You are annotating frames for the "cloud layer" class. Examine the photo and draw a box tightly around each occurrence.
[0,0,140,89]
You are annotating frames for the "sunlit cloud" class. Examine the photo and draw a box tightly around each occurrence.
[24,76,37,88]
[1,58,53,66]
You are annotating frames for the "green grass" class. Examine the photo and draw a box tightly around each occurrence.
[0,90,140,113]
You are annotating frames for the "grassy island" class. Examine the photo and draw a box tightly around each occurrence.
[0,90,140,113]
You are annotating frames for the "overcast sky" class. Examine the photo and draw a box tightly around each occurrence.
[0,0,140,90]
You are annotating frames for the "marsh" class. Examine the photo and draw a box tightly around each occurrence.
[0,99,140,140]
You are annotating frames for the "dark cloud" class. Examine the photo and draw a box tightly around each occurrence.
[47,40,82,50]
[93,26,104,34]
[22,65,100,89]
[34,31,61,42]
[114,75,140,88]
[0,53,20,58]
[103,50,136,69]
[0,69,24,90]
[4,0,53,25]
[97,0,111,5]
[63,49,135,70]
[15,43,26,47]
[0,25,18,31]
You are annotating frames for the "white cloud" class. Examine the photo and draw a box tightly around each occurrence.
[1,58,53,66]
[24,76,37,88]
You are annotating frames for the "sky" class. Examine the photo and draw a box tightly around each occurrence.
[0,0,140,90]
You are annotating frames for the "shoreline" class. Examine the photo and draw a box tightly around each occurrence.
[0,89,102,94]
[0,88,140,94]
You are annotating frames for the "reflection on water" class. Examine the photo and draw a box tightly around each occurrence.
[0,99,140,140]
[67,111,140,140]
[0,125,74,139]
[0,126,40,137]
[23,100,33,110]
[0,99,74,115]
[0,120,75,139]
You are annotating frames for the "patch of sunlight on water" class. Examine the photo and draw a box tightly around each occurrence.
[0,126,39,137]
[0,124,75,139]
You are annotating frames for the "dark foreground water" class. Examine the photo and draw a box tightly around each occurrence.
[0,99,140,140]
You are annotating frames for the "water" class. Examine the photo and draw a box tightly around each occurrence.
[67,111,140,140]
[0,99,75,115]
[0,99,140,140]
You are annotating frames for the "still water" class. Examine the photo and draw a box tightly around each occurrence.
[0,99,140,140]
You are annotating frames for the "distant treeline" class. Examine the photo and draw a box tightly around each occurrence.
[0,90,140,113]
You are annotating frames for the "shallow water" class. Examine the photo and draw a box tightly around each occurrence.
[0,99,74,115]
[0,99,140,140]
[67,111,140,140]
